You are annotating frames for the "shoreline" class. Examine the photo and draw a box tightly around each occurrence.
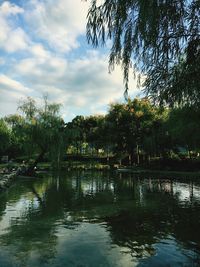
[116,167,200,178]
[1,164,200,193]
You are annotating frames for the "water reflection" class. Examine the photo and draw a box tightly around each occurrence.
[0,171,200,266]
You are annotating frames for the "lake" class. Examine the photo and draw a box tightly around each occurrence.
[0,171,200,267]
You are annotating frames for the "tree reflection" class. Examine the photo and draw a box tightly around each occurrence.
[0,171,200,266]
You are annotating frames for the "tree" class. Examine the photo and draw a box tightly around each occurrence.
[0,119,11,157]
[4,114,25,158]
[18,97,66,174]
[84,115,105,155]
[106,102,130,160]
[86,0,200,106]
[167,107,200,156]
[106,98,159,164]
[66,115,85,154]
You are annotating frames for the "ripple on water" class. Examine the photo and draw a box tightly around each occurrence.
[0,172,200,267]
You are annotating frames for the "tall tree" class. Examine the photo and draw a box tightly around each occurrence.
[105,98,159,164]
[84,115,105,155]
[4,114,25,158]
[0,119,11,157]
[167,107,200,155]
[18,97,66,174]
[67,115,85,154]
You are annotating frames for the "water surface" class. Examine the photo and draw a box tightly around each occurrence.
[0,171,200,267]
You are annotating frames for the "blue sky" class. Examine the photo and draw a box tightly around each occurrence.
[0,0,139,121]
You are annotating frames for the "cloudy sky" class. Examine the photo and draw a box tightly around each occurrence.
[0,0,139,121]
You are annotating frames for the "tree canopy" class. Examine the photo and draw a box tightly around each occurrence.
[4,97,67,173]
[86,0,200,106]
[0,119,11,156]
[1,97,200,168]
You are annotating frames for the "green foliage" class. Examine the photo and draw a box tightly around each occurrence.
[84,115,105,152]
[65,98,170,164]
[66,115,85,154]
[106,98,159,156]
[167,107,200,151]
[1,96,200,167]
[86,0,200,106]
[0,119,11,156]
[4,96,68,169]
[65,97,200,165]
[4,114,26,157]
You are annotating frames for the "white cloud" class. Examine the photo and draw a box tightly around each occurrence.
[5,27,29,52]
[24,0,89,52]
[0,1,24,16]
[0,74,32,115]
[0,1,29,53]
[15,54,68,82]
[0,0,140,121]
[0,74,32,93]
[9,50,139,121]
[30,44,50,58]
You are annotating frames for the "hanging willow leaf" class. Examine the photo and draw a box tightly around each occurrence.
[86,0,200,107]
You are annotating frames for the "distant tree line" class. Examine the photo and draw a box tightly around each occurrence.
[65,98,200,166]
[1,96,199,171]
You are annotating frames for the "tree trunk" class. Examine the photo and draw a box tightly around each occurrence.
[129,154,131,165]
[136,143,140,165]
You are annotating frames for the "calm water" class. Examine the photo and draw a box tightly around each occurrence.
[0,171,200,267]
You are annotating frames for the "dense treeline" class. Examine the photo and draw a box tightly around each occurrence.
[1,97,199,170]
[66,98,200,166]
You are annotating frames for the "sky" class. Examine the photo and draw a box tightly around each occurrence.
[0,0,140,122]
